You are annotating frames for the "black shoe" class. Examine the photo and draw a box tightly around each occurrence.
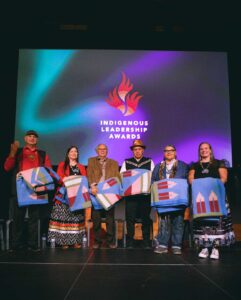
[142,240,151,249]
[8,245,26,252]
[28,246,41,252]
[126,240,134,249]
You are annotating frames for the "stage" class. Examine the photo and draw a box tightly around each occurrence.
[0,243,241,300]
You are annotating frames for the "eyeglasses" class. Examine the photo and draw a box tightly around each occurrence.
[98,148,107,151]
[164,149,175,153]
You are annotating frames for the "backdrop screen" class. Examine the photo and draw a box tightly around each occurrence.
[15,49,232,166]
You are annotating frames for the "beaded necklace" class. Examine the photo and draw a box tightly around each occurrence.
[69,164,80,175]
[159,159,177,179]
[200,161,210,174]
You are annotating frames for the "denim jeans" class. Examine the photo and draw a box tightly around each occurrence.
[157,211,184,248]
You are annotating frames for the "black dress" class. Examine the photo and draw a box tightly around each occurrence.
[190,159,235,248]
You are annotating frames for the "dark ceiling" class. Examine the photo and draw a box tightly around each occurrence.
[1,2,241,35]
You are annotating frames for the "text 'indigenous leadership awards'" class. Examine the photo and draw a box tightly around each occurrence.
[100,72,149,140]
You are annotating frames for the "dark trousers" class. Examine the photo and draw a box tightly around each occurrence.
[92,207,115,244]
[10,196,39,248]
[125,195,151,242]
[39,202,53,237]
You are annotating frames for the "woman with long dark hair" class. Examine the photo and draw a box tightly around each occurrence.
[48,146,87,249]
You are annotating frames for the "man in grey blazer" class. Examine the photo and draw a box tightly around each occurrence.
[87,144,120,249]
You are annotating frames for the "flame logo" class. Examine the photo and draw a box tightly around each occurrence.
[106,72,143,116]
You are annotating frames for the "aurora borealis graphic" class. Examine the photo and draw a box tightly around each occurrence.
[15,49,232,166]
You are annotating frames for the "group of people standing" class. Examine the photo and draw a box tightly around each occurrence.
[4,130,235,260]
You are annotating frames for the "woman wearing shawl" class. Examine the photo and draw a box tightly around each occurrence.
[151,145,188,255]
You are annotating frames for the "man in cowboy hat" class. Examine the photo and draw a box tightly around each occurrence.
[120,139,154,248]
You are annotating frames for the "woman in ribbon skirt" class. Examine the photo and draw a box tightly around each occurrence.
[188,142,235,260]
[48,146,87,249]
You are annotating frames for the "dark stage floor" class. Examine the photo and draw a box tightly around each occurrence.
[0,243,241,300]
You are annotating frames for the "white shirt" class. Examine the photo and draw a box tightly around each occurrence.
[165,159,176,179]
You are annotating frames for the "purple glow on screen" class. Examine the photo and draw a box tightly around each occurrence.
[120,51,182,79]
[15,50,232,166]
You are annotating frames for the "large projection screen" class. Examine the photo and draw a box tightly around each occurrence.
[15,49,232,166]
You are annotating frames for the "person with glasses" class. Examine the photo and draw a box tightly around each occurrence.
[151,145,188,255]
[87,144,120,249]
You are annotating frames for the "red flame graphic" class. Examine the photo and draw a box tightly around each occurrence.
[105,72,142,116]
